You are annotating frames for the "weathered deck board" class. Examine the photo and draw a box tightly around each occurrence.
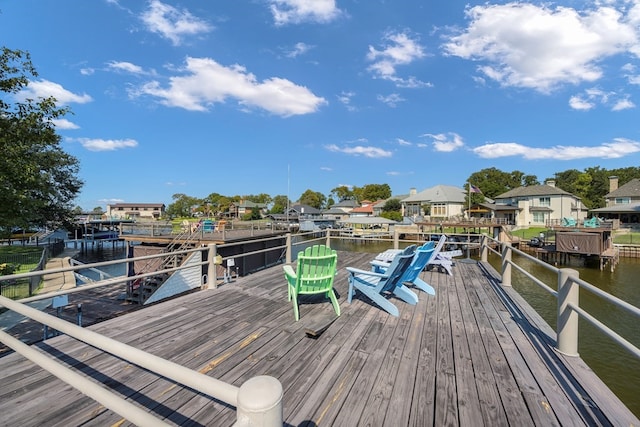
[0,250,637,426]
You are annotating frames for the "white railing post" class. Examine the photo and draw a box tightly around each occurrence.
[501,242,512,287]
[557,268,580,356]
[286,233,292,264]
[235,375,283,426]
[393,229,399,250]
[481,235,488,262]
[207,244,217,289]
[326,229,331,247]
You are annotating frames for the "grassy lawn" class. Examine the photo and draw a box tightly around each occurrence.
[612,232,640,245]
[0,246,43,273]
[0,246,43,299]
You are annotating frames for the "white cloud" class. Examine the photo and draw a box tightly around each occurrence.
[422,132,465,152]
[443,3,640,93]
[325,144,392,158]
[569,87,635,111]
[73,138,138,152]
[54,119,80,130]
[269,0,342,26]
[367,30,431,88]
[396,138,412,146]
[320,166,332,171]
[135,57,327,116]
[285,42,313,58]
[107,61,149,75]
[622,62,640,84]
[612,97,635,110]
[337,91,356,111]
[20,80,92,105]
[377,93,405,108]
[569,95,595,110]
[141,0,213,46]
[472,138,640,160]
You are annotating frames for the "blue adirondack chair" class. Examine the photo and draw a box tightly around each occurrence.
[583,217,599,228]
[370,242,437,295]
[399,245,437,295]
[283,245,340,321]
[346,245,417,317]
[562,217,577,227]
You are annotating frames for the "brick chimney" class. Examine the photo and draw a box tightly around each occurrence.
[609,176,619,192]
[545,179,556,187]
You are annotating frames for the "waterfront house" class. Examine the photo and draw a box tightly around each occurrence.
[321,207,351,221]
[492,180,587,227]
[106,203,165,220]
[331,198,360,212]
[349,200,375,217]
[227,200,268,219]
[591,176,640,223]
[400,185,466,220]
[287,203,322,220]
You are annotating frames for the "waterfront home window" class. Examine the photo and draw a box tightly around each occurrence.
[431,203,446,216]
[532,212,545,223]
[615,197,630,204]
[539,197,550,206]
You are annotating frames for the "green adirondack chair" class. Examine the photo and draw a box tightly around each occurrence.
[283,245,340,321]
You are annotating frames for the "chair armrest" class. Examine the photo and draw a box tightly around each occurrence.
[283,265,296,283]
[346,266,386,278]
[369,259,390,268]
[369,260,390,273]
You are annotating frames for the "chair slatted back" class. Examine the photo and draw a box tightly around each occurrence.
[296,245,338,295]
[380,245,415,292]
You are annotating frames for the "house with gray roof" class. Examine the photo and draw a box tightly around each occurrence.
[332,199,360,212]
[288,204,322,219]
[493,180,587,226]
[591,177,640,223]
[400,185,466,220]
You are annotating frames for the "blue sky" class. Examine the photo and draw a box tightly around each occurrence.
[2,0,640,210]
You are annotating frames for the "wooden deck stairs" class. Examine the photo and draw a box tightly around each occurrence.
[128,226,202,304]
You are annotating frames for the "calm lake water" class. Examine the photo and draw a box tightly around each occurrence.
[328,239,640,418]
[75,239,640,417]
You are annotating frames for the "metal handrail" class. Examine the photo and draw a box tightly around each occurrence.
[480,234,640,359]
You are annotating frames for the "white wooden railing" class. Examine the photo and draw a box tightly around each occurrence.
[478,235,640,359]
[0,244,282,426]
[3,228,639,424]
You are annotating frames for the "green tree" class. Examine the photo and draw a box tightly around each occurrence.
[382,198,401,212]
[298,189,325,209]
[204,193,232,217]
[381,198,402,221]
[330,185,354,202]
[166,193,200,218]
[358,183,392,201]
[242,208,262,221]
[270,195,289,214]
[381,210,402,221]
[0,48,83,236]
[467,168,537,199]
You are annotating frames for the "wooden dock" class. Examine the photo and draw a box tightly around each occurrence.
[0,251,637,426]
